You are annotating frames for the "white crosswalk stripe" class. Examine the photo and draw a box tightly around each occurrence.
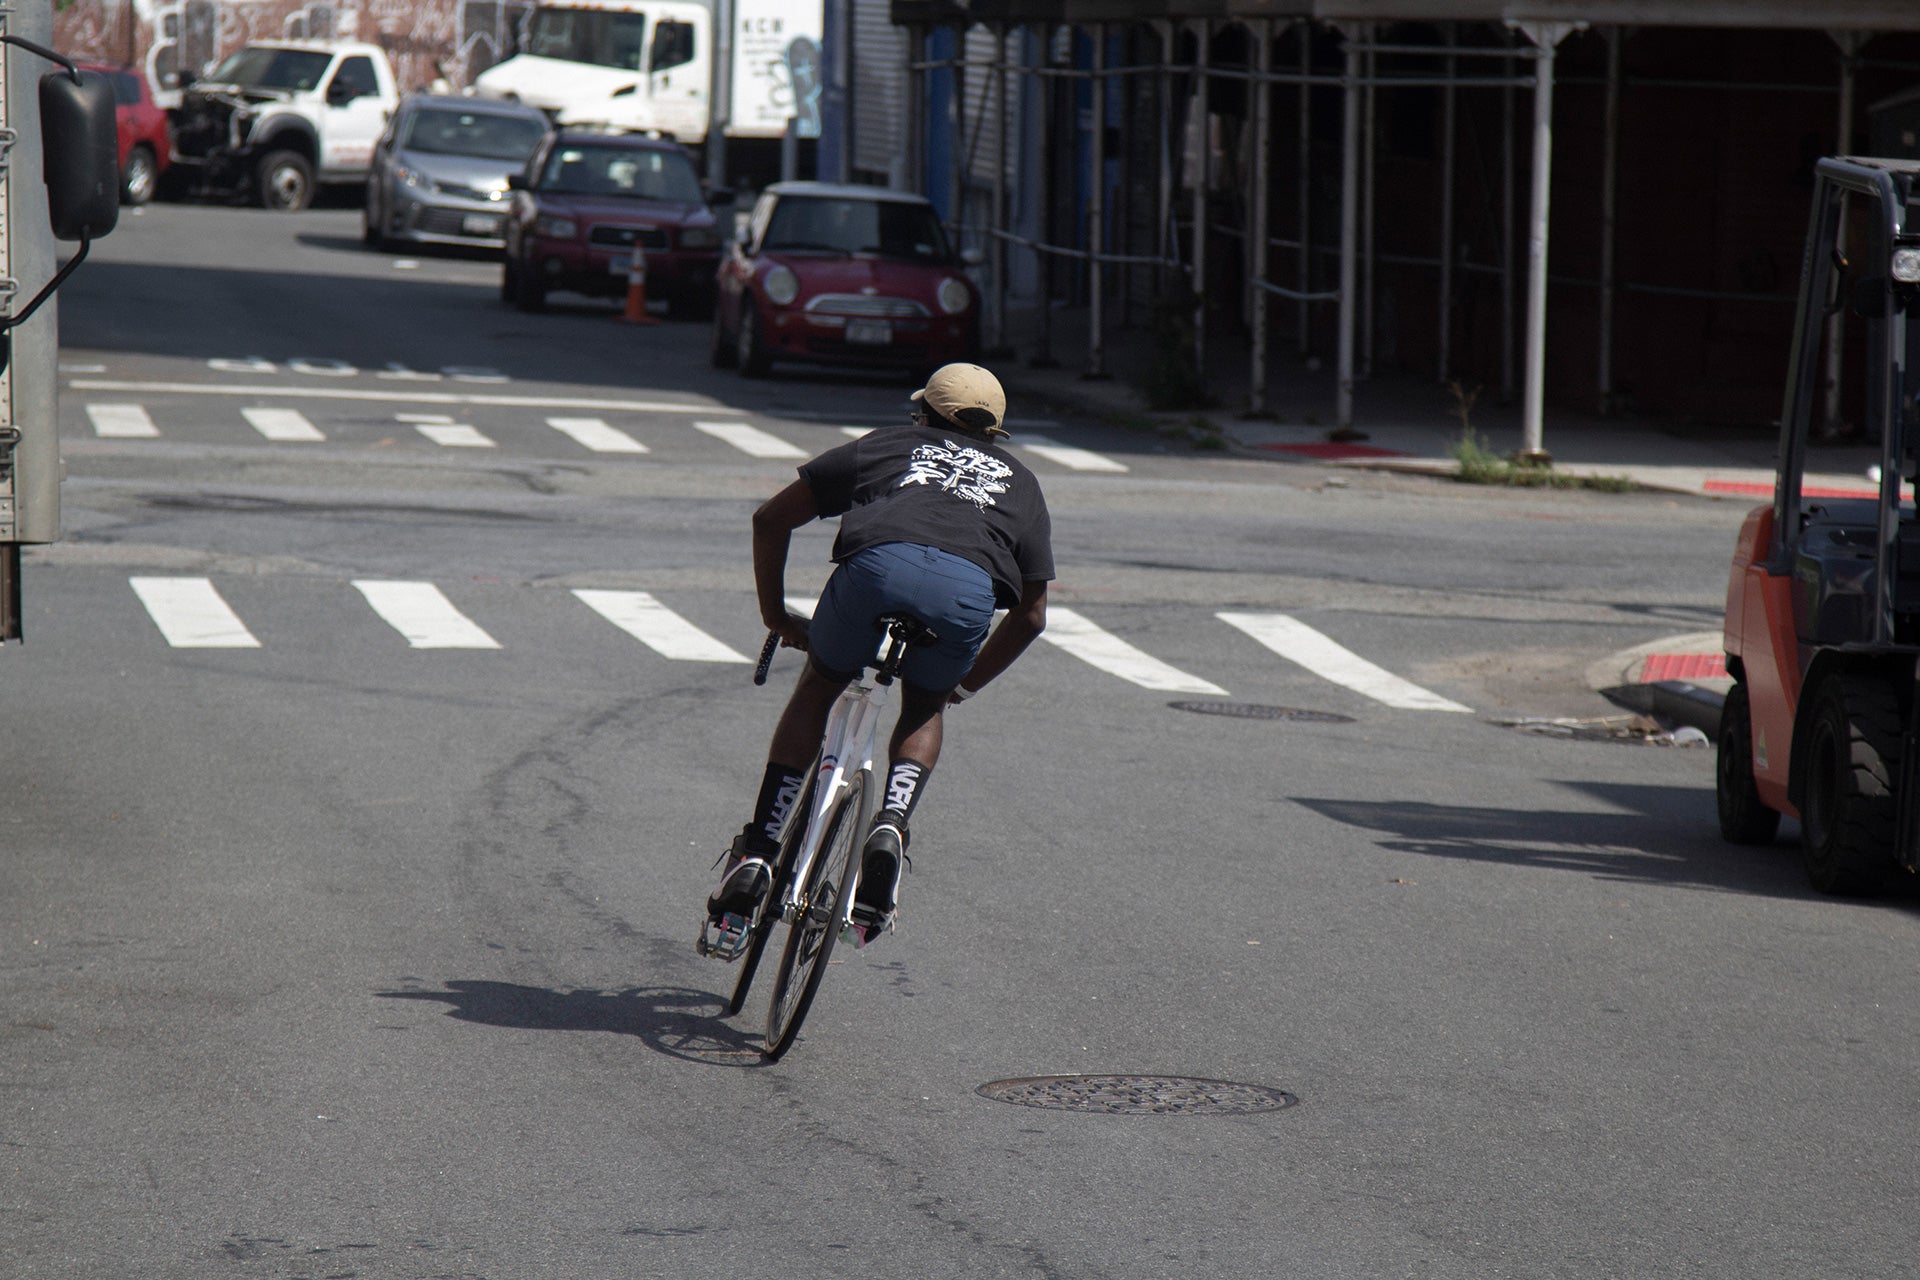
[1041,606,1226,695]
[241,407,325,442]
[694,420,807,458]
[87,403,159,438]
[1217,612,1473,712]
[129,577,260,647]
[548,417,649,454]
[1020,436,1129,473]
[414,423,496,448]
[573,590,748,662]
[353,580,500,649]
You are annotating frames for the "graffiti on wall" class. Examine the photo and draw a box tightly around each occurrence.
[52,0,531,99]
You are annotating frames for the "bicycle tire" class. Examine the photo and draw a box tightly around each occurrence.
[725,773,815,1017]
[764,773,865,1060]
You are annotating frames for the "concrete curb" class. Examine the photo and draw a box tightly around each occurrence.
[1589,631,1728,737]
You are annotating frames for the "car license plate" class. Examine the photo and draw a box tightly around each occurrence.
[462,213,500,236]
[609,255,634,275]
[846,319,892,345]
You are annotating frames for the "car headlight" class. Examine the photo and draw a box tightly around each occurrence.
[763,264,800,306]
[937,276,972,315]
[1895,247,1920,283]
[395,163,426,190]
[679,226,719,250]
[535,215,578,239]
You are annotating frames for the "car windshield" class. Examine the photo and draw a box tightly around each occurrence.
[761,196,952,261]
[206,47,334,92]
[537,144,702,202]
[525,7,649,71]
[403,108,547,162]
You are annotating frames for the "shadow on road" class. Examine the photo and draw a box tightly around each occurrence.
[1292,781,1835,898]
[376,979,769,1067]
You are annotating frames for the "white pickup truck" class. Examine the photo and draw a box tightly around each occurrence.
[169,40,399,210]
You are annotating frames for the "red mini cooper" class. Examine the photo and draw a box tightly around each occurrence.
[711,182,981,378]
[501,126,723,317]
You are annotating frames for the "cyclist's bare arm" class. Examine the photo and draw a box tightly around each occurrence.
[752,479,819,651]
[953,579,1049,701]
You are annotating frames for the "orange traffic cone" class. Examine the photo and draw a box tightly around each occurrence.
[619,243,659,325]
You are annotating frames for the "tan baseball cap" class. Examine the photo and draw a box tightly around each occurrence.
[911,362,1008,438]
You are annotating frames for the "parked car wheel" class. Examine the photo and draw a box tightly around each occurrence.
[362,189,388,249]
[121,145,158,206]
[736,298,771,377]
[256,150,314,212]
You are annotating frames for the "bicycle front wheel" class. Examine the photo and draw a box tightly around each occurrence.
[764,773,865,1060]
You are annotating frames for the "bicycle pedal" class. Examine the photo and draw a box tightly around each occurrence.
[698,912,751,962]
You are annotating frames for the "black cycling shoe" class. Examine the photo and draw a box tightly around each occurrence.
[706,827,776,920]
[848,817,909,947]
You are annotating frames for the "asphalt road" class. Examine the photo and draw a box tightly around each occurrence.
[6,201,1915,1279]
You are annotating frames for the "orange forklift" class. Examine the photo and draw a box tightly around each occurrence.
[1719,156,1920,893]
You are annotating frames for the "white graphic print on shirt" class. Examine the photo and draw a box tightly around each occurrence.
[898,440,1013,511]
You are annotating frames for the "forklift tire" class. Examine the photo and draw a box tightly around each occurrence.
[1717,682,1781,846]
[1800,672,1900,895]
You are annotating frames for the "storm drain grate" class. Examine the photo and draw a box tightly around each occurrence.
[977,1074,1299,1116]
[1168,701,1355,724]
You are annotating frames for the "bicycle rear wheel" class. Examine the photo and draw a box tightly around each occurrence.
[725,774,814,1018]
[764,773,865,1060]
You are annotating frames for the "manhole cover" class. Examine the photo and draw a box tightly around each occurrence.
[977,1074,1298,1116]
[1168,701,1354,724]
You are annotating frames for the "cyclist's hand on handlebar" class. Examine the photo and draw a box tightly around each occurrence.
[766,612,811,652]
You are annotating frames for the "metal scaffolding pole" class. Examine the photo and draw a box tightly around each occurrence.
[1088,22,1108,378]
[1297,24,1312,355]
[1191,20,1208,381]
[1034,24,1057,368]
[1517,21,1577,463]
[993,23,1010,353]
[1361,32,1376,378]
[1336,25,1362,434]
[1439,24,1456,380]
[1598,25,1622,413]
[1250,19,1272,412]
[1502,35,1517,402]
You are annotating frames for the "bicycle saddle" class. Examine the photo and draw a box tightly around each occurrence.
[876,612,939,647]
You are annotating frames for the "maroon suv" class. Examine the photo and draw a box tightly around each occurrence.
[501,127,723,318]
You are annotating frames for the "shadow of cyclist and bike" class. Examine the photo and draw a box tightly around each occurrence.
[374,978,772,1068]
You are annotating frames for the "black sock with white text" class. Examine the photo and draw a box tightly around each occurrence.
[749,763,806,848]
[879,759,930,828]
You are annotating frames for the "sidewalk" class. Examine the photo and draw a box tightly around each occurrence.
[991,302,1780,735]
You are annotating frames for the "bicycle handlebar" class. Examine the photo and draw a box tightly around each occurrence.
[753,630,779,686]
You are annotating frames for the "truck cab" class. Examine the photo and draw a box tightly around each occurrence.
[472,2,710,143]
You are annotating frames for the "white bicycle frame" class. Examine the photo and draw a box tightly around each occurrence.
[775,667,892,929]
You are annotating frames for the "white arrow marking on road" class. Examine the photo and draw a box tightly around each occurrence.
[414,423,495,448]
[241,407,325,442]
[129,577,260,648]
[1020,436,1129,473]
[1217,612,1473,712]
[548,417,649,454]
[87,403,159,438]
[574,590,748,662]
[1041,606,1226,695]
[353,581,500,649]
[694,420,808,459]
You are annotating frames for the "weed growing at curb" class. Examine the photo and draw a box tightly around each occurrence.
[1445,381,1636,492]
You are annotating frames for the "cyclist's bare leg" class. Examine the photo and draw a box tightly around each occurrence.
[766,656,854,771]
[888,683,948,770]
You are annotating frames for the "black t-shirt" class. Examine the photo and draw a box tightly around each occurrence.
[798,425,1055,609]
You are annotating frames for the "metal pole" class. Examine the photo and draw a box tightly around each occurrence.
[1518,24,1572,463]
[1159,22,1175,317]
[1191,20,1208,380]
[1249,19,1272,412]
[706,0,734,188]
[1035,25,1057,368]
[993,23,1009,353]
[1361,26,1376,379]
[1439,24,1456,380]
[1336,25,1361,435]
[1501,34,1517,403]
[1297,23,1312,356]
[1823,30,1863,435]
[950,23,965,243]
[1088,22,1107,378]
[1598,26,1622,414]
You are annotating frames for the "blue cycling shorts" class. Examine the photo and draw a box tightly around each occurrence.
[809,542,996,691]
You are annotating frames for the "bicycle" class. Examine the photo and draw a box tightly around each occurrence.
[699,612,935,1061]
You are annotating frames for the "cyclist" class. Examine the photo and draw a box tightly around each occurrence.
[705,362,1054,949]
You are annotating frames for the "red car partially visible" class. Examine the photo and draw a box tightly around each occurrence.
[712,181,981,378]
[78,63,172,206]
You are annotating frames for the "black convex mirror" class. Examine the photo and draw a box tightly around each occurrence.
[41,69,118,240]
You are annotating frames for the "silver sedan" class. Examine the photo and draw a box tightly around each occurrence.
[363,94,551,251]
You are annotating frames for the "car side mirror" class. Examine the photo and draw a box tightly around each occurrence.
[506,173,526,190]
[326,81,357,107]
[41,69,119,241]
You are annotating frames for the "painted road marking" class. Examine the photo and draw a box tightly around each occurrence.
[241,407,325,442]
[67,379,747,416]
[1021,436,1129,473]
[414,423,496,449]
[1042,606,1227,695]
[87,403,159,438]
[1217,612,1473,712]
[353,581,500,649]
[548,417,649,454]
[573,590,748,662]
[694,420,807,459]
[129,577,260,648]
